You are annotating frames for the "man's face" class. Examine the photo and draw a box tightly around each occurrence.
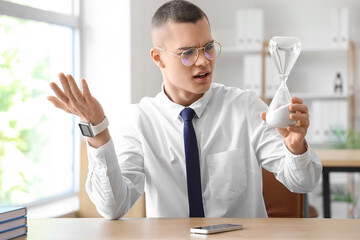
[153,18,216,105]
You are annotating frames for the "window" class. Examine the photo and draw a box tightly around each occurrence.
[3,0,74,15]
[0,0,79,206]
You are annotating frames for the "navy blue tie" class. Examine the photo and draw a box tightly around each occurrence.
[180,108,205,217]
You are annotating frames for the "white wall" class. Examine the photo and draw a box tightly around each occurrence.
[80,0,131,125]
[130,0,162,103]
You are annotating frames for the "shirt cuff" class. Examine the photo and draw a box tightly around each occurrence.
[86,138,117,175]
[283,140,312,169]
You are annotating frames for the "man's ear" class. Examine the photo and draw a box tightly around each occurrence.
[150,48,165,68]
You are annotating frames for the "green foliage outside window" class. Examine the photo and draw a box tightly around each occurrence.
[0,15,50,205]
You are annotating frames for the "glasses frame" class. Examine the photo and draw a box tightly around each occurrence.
[154,40,222,66]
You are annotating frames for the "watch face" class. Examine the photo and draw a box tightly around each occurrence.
[78,123,94,137]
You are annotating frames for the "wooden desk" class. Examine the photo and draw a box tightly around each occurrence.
[315,149,360,218]
[19,218,360,239]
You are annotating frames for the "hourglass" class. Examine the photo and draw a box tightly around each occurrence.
[266,37,301,128]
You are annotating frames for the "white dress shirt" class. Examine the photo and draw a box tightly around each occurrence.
[85,83,322,219]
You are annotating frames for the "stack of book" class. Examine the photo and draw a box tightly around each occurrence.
[0,206,27,239]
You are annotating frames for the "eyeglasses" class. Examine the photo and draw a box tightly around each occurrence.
[155,40,222,66]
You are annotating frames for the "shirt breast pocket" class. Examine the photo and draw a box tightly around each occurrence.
[206,148,247,201]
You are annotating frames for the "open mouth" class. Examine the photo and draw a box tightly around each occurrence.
[194,72,210,79]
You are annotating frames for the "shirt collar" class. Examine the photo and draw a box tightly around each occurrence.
[156,83,213,122]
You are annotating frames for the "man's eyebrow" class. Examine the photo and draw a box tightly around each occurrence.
[177,40,214,51]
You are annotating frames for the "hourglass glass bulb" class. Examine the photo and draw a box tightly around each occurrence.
[268,37,301,82]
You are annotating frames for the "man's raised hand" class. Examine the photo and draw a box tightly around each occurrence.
[47,73,105,125]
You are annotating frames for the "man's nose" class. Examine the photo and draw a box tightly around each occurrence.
[194,49,210,67]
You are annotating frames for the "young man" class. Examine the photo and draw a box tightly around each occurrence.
[48,0,322,219]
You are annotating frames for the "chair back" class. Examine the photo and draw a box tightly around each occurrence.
[262,168,304,218]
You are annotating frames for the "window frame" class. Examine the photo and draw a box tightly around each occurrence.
[0,0,81,216]
[0,0,78,27]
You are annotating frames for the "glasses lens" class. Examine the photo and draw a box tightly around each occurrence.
[181,48,197,66]
[204,42,221,60]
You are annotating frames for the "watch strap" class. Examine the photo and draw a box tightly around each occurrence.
[90,116,109,136]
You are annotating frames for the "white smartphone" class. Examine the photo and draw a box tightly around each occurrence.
[190,223,243,235]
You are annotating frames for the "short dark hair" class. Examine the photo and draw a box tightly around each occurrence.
[151,0,209,30]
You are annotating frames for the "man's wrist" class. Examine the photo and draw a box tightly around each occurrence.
[286,139,308,155]
[87,128,111,148]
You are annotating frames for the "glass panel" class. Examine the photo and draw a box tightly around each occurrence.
[4,0,73,15]
[0,15,75,205]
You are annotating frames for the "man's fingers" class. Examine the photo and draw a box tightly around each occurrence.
[290,113,309,121]
[81,78,92,100]
[286,125,307,135]
[58,73,77,103]
[289,103,308,113]
[260,112,267,121]
[47,96,72,114]
[48,96,88,120]
[66,74,86,104]
[290,113,310,127]
[291,96,303,104]
[49,82,70,104]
